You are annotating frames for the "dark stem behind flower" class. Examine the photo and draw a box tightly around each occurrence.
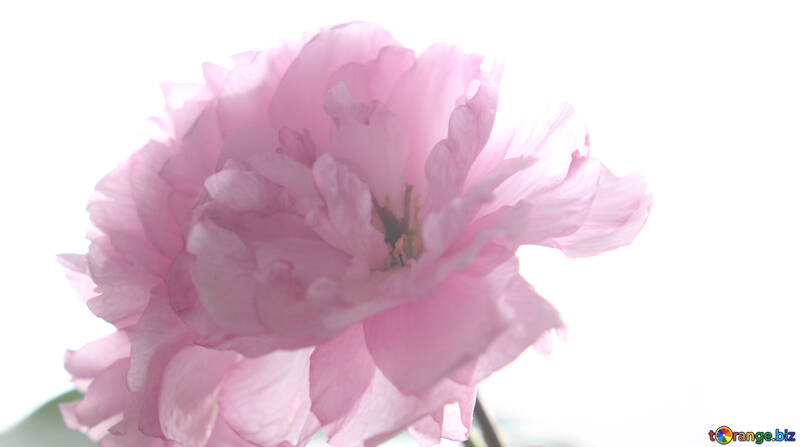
[468,395,505,447]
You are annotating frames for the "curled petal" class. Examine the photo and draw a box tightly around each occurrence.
[478,103,591,217]
[422,84,498,216]
[548,167,652,257]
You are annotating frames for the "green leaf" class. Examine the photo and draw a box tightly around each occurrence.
[0,390,96,447]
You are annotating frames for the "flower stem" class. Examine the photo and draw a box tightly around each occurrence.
[469,395,504,447]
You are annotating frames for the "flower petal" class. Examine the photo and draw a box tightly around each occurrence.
[363,269,512,395]
[417,156,535,278]
[220,348,318,447]
[387,45,484,193]
[204,419,259,447]
[57,254,96,303]
[162,108,224,195]
[439,390,476,441]
[321,87,411,215]
[326,371,472,447]
[204,168,276,213]
[408,391,476,444]
[186,220,264,335]
[159,346,239,447]
[479,103,590,215]
[70,358,129,429]
[160,81,216,140]
[408,414,442,447]
[84,237,158,327]
[126,295,194,437]
[454,153,602,254]
[65,330,130,381]
[130,143,185,258]
[217,45,296,137]
[326,45,415,105]
[89,162,171,277]
[452,258,563,386]
[309,324,375,426]
[269,22,397,147]
[548,167,652,257]
[311,154,385,272]
[422,84,498,216]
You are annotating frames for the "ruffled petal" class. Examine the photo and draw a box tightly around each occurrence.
[477,103,590,218]
[453,153,602,255]
[84,237,158,327]
[321,86,411,215]
[416,156,535,281]
[512,153,602,242]
[452,258,563,386]
[204,168,276,213]
[387,45,484,194]
[89,161,172,277]
[326,45,415,105]
[162,107,224,195]
[169,254,313,355]
[160,82,216,140]
[311,154,385,273]
[217,45,297,137]
[269,22,397,147]
[247,151,322,215]
[548,167,652,257]
[422,84,498,216]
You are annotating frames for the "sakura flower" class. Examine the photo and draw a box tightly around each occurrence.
[60,22,650,447]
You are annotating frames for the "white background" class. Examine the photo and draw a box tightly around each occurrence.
[1,1,799,446]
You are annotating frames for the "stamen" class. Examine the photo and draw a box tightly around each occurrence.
[371,184,423,270]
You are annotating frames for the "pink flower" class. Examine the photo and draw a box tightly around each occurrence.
[59,22,650,447]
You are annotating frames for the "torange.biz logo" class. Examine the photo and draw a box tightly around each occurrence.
[709,426,796,444]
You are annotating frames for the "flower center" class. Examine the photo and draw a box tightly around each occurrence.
[371,184,423,270]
